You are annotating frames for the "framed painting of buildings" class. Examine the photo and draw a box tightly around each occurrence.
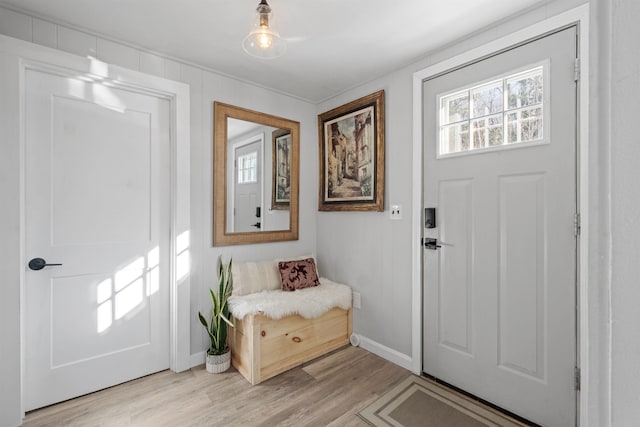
[317,90,385,211]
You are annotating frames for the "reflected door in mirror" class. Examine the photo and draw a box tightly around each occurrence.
[232,140,262,232]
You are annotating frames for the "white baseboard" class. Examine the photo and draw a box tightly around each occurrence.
[192,339,413,371]
[190,351,205,368]
[357,335,413,371]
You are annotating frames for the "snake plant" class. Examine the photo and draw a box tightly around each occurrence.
[198,257,234,355]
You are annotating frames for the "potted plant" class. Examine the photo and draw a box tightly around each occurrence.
[198,256,234,373]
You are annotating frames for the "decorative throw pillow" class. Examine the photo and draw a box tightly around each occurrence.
[278,258,320,291]
[231,260,281,296]
[277,254,320,279]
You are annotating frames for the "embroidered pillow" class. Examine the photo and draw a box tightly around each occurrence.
[276,255,320,278]
[278,258,320,291]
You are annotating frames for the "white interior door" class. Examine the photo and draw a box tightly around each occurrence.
[422,27,577,426]
[233,139,263,232]
[24,67,171,411]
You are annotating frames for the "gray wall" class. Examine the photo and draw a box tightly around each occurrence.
[189,73,318,357]
[316,74,414,356]
[610,0,640,423]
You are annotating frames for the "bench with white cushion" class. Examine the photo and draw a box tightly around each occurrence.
[228,257,352,385]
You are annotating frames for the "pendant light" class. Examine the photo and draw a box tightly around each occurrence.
[242,0,286,59]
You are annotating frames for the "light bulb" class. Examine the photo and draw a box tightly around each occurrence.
[257,29,273,50]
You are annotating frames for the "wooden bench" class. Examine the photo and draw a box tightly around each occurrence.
[227,258,352,385]
[229,307,352,385]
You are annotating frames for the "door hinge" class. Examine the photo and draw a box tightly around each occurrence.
[575,366,581,391]
[574,213,581,237]
[574,58,581,82]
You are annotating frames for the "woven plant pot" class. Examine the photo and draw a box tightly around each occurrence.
[206,351,231,374]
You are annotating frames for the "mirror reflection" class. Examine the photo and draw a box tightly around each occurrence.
[213,102,299,246]
[225,118,290,233]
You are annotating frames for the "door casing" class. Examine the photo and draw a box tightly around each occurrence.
[411,4,590,424]
[8,38,191,420]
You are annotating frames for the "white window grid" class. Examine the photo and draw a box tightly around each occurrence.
[438,65,546,157]
[237,151,258,184]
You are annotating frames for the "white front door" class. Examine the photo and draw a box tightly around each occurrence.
[233,139,263,232]
[24,67,171,411]
[422,27,577,426]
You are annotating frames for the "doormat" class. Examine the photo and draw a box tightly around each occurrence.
[358,375,529,427]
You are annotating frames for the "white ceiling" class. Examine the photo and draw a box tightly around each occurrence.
[1,0,548,103]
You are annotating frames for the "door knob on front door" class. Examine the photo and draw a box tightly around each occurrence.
[423,238,442,250]
[28,258,63,271]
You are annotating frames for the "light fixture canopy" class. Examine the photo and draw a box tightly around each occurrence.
[242,0,286,59]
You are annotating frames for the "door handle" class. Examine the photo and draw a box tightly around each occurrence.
[28,258,63,271]
[423,238,442,250]
[251,222,261,229]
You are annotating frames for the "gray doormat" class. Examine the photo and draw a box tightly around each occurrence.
[358,375,529,427]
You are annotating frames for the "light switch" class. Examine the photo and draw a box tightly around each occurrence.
[390,204,402,220]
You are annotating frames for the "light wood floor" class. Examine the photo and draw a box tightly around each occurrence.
[23,346,410,427]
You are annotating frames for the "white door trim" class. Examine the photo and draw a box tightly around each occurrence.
[4,35,191,420]
[411,3,590,425]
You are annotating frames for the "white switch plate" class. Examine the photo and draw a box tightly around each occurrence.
[390,204,402,220]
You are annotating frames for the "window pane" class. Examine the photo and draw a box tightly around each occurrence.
[237,151,257,184]
[506,106,543,144]
[471,82,503,118]
[440,122,469,154]
[471,114,503,149]
[507,68,543,110]
[441,92,469,125]
[438,65,544,156]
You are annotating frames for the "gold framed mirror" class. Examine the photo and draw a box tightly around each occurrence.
[213,102,299,246]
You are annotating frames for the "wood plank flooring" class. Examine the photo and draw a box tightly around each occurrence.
[23,346,410,427]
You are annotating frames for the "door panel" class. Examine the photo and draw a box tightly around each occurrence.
[438,179,473,355]
[422,27,577,426]
[25,68,170,411]
[498,173,546,379]
[51,96,151,245]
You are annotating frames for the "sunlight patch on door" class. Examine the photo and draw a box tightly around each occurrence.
[147,246,160,297]
[114,278,144,320]
[95,247,162,334]
[176,231,190,281]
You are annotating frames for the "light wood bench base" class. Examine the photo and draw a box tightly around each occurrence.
[229,308,352,385]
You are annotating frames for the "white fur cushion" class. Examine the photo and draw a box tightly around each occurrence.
[228,278,352,320]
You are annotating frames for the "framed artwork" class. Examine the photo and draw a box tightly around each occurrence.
[317,90,385,211]
[272,128,291,210]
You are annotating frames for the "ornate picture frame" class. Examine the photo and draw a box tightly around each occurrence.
[318,90,385,211]
[272,128,291,210]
